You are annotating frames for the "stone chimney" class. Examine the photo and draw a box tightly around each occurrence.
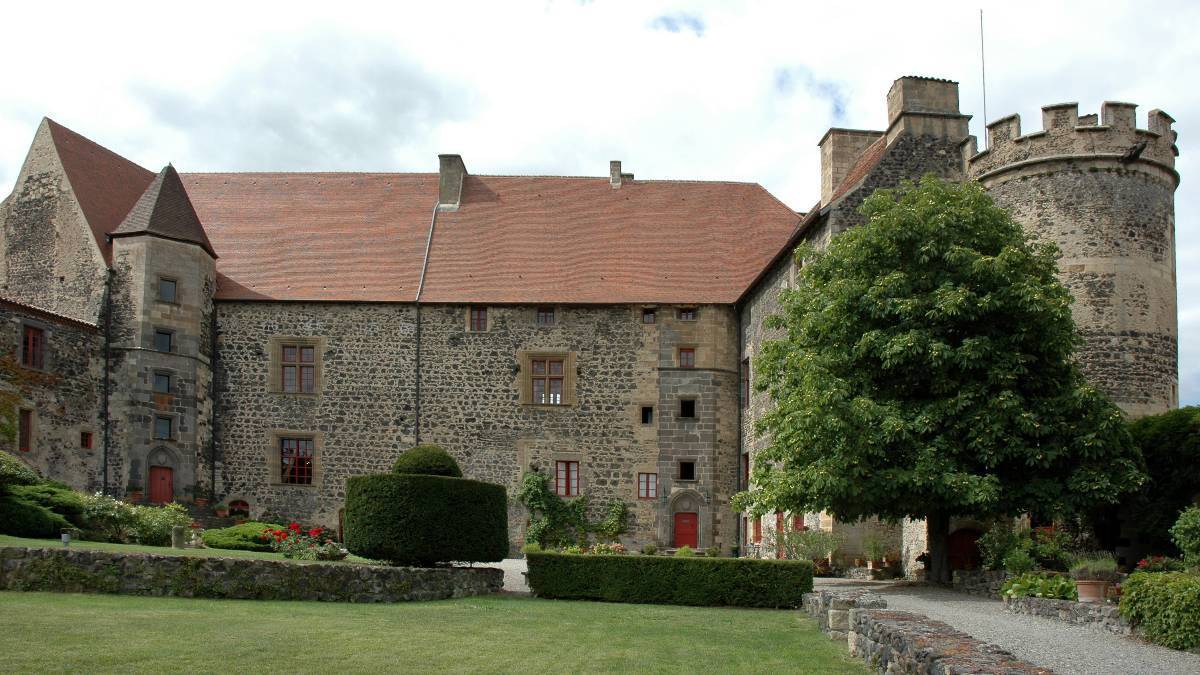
[438,154,467,210]
[884,76,970,143]
[818,128,884,206]
[609,160,634,189]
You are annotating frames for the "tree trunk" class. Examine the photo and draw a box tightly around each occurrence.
[927,510,951,585]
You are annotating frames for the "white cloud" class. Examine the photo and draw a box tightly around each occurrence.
[2,0,1198,400]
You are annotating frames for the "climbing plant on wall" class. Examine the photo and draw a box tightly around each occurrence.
[517,471,628,547]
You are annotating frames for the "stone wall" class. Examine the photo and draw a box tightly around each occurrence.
[952,569,1010,598]
[0,546,501,603]
[0,301,104,491]
[1003,596,1131,635]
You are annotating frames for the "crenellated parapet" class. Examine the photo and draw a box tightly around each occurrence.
[965,102,1179,182]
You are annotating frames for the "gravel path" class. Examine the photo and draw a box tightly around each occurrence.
[814,579,1200,675]
[493,558,530,594]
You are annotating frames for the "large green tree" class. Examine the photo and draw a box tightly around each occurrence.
[733,176,1143,583]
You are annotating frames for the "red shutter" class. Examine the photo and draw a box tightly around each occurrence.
[753,517,762,544]
[18,410,32,452]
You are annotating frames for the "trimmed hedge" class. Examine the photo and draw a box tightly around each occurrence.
[202,521,285,552]
[1120,571,1200,650]
[392,444,462,478]
[7,483,86,526]
[525,552,814,608]
[345,473,507,566]
[0,496,71,537]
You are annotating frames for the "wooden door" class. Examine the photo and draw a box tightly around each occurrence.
[948,528,982,570]
[148,466,173,504]
[673,512,698,548]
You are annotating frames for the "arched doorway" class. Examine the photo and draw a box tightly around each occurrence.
[948,528,982,570]
[149,465,174,504]
[669,491,705,549]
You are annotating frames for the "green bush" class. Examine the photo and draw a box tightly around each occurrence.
[1120,571,1200,650]
[345,473,507,566]
[641,543,659,556]
[526,551,814,608]
[675,545,695,557]
[1000,572,1077,600]
[1002,548,1036,575]
[7,483,86,526]
[1170,506,1200,566]
[202,521,285,552]
[131,503,193,546]
[1123,407,1200,554]
[392,444,462,478]
[79,493,139,542]
[0,450,39,491]
[979,521,1024,571]
[0,496,71,537]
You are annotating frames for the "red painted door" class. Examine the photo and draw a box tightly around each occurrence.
[674,512,698,548]
[148,466,173,504]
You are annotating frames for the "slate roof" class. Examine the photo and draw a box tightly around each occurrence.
[113,165,217,258]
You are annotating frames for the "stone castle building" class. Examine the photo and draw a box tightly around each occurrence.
[0,76,1179,565]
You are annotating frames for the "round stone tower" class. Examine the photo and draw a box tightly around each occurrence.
[965,102,1180,417]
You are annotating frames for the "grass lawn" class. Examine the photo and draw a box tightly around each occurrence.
[0,534,379,565]
[0,592,867,674]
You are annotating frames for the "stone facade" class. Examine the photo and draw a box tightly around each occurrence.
[0,546,502,602]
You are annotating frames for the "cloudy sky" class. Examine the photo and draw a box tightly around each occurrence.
[2,1,1197,400]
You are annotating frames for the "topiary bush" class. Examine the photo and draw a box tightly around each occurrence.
[0,450,39,491]
[1170,506,1200,567]
[7,482,86,526]
[392,444,462,478]
[525,551,814,608]
[1120,571,1200,650]
[345,473,507,566]
[202,521,285,552]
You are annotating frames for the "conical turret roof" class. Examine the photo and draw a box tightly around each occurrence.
[111,165,217,258]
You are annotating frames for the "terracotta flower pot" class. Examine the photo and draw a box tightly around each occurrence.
[193,497,210,507]
[127,490,143,503]
[215,509,229,518]
[1076,579,1110,603]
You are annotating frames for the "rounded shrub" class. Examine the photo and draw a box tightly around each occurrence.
[8,483,86,526]
[0,496,71,537]
[0,451,40,491]
[1170,506,1200,566]
[345,473,507,566]
[392,444,462,477]
[202,521,285,552]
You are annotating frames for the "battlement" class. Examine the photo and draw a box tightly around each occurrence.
[965,102,1178,180]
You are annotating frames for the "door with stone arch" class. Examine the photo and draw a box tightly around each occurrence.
[674,512,698,548]
[149,465,174,504]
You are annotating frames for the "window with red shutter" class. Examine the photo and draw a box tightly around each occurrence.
[281,438,314,485]
[637,472,657,499]
[753,517,762,544]
[555,460,579,496]
[21,326,44,370]
[81,431,93,449]
[469,307,488,332]
[18,409,32,452]
[678,347,695,369]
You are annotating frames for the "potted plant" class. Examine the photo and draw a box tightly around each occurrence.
[214,503,230,518]
[864,536,886,571]
[126,482,143,503]
[192,486,210,507]
[1070,553,1121,603]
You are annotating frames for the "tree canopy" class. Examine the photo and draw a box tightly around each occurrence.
[732,176,1143,579]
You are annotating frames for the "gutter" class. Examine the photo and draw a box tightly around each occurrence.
[101,268,113,496]
[413,202,442,445]
[210,303,218,501]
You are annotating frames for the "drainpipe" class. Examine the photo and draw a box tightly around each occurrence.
[209,303,218,501]
[101,268,113,496]
[413,202,441,445]
[735,306,743,557]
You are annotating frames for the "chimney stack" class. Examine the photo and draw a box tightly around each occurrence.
[610,160,622,188]
[438,154,467,210]
[818,129,884,206]
[884,76,970,143]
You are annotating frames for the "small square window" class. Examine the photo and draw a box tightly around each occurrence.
[678,347,695,368]
[677,308,697,321]
[153,373,171,394]
[638,472,658,499]
[642,308,656,324]
[680,399,696,418]
[80,431,93,449]
[679,461,696,481]
[536,307,555,326]
[154,329,173,353]
[640,406,654,424]
[158,278,177,303]
[154,416,173,440]
[469,307,488,332]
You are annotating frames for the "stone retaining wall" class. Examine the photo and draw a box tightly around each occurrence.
[1003,596,1131,635]
[953,569,1009,598]
[0,547,502,603]
[802,589,1049,674]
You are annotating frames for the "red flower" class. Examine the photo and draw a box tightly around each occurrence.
[288,522,302,532]
[308,528,322,538]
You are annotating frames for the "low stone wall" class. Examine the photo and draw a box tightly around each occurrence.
[802,589,1049,673]
[953,569,1009,598]
[0,547,502,603]
[1003,596,1131,635]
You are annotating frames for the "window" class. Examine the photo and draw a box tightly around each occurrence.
[741,453,750,490]
[678,347,695,369]
[18,409,31,452]
[80,431,93,449]
[793,515,806,532]
[154,329,173,353]
[678,461,695,481]
[555,460,579,497]
[158,278,177,303]
[153,372,171,394]
[281,344,316,393]
[638,472,658,499]
[753,517,762,544]
[740,358,750,408]
[640,406,654,424]
[469,306,488,332]
[641,308,656,324]
[280,438,314,485]
[536,307,555,326]
[21,326,44,369]
[679,399,696,418]
[530,358,565,405]
[154,416,173,440]
[677,307,697,321]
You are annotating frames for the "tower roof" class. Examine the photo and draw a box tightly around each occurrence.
[111,165,217,258]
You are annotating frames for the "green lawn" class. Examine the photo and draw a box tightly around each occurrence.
[0,534,379,565]
[0,592,867,674]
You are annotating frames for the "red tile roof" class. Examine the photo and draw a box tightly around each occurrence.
[46,120,155,263]
[830,135,888,203]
